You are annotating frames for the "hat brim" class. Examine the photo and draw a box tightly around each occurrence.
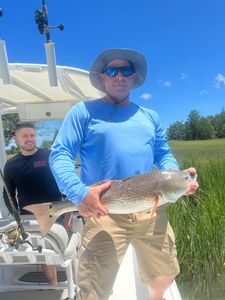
[89,48,147,92]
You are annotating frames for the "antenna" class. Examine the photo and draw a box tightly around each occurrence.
[35,1,64,86]
[0,8,12,84]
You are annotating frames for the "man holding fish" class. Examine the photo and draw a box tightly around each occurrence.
[49,48,199,300]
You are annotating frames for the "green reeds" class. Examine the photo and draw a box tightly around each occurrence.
[167,139,225,299]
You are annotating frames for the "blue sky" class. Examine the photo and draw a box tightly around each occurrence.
[0,0,225,129]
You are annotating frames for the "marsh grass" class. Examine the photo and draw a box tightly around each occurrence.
[167,139,225,299]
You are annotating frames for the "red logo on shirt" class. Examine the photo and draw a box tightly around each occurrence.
[34,160,47,168]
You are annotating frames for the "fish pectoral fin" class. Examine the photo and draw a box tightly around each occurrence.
[147,195,160,218]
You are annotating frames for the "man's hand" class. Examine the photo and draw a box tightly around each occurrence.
[185,167,199,195]
[77,181,111,217]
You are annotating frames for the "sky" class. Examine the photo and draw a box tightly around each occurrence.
[0,0,225,129]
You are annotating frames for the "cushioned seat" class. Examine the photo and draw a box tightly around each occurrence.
[0,216,81,299]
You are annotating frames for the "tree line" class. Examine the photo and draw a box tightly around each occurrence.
[2,109,225,150]
[166,109,225,140]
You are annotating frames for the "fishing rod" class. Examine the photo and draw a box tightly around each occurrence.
[34,0,64,86]
[0,169,28,240]
[35,0,64,43]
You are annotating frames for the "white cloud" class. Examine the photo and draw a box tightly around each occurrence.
[163,80,172,87]
[180,73,188,80]
[200,89,208,95]
[214,73,225,88]
[140,93,152,100]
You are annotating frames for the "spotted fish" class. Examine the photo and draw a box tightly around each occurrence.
[24,169,197,236]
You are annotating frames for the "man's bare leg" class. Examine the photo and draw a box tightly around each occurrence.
[148,275,175,300]
[42,265,57,285]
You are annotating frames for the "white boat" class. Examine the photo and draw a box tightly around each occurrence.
[0,63,182,300]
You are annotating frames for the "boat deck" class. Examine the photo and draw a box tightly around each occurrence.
[0,245,182,300]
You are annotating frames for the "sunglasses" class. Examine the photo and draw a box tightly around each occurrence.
[103,65,135,77]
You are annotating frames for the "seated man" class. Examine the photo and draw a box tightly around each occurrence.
[3,121,72,285]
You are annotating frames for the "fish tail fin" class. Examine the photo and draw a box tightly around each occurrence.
[24,203,58,236]
[149,196,160,218]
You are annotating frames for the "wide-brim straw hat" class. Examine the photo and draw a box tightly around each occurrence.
[89,48,147,92]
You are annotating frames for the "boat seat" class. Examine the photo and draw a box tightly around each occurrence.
[0,216,81,299]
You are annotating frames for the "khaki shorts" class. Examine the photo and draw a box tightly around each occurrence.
[77,204,180,300]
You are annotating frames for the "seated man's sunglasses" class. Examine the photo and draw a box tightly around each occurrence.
[103,65,135,77]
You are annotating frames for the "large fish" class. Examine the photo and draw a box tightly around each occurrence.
[24,169,197,236]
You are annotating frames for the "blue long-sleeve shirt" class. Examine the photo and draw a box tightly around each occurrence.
[49,99,178,205]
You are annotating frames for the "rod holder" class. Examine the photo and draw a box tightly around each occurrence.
[0,40,11,84]
[45,41,58,87]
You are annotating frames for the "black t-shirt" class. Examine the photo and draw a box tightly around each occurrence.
[3,148,62,214]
